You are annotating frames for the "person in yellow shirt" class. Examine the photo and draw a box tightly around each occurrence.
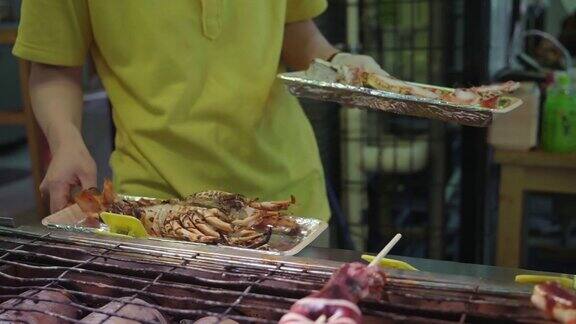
[14,1,386,244]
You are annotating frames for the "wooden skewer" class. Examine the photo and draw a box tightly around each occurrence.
[369,233,402,267]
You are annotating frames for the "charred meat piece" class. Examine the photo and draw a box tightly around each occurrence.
[0,289,80,324]
[81,297,167,324]
[531,282,576,324]
[279,262,386,324]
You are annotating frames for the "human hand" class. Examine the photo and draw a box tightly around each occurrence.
[330,52,390,77]
[40,136,97,213]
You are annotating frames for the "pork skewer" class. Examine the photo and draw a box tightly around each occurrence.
[279,234,401,324]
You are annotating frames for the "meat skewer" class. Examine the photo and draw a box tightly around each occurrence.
[279,234,401,324]
[531,282,576,324]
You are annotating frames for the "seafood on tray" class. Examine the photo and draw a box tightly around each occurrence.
[279,262,386,324]
[70,180,299,249]
[531,282,576,324]
[307,58,520,109]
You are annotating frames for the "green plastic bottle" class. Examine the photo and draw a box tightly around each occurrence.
[541,72,576,152]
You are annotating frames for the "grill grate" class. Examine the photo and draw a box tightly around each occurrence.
[0,227,553,323]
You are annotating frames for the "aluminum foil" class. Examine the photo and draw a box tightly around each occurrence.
[41,195,327,256]
[278,72,523,127]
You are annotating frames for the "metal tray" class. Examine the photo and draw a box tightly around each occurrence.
[41,195,327,256]
[278,71,524,127]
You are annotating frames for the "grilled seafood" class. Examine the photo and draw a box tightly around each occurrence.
[531,282,576,324]
[138,204,273,248]
[437,81,520,108]
[183,190,295,216]
[309,58,520,109]
[181,190,299,235]
[279,262,386,324]
[71,182,298,248]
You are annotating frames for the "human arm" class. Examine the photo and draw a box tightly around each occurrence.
[30,63,96,212]
[281,19,339,71]
[282,20,389,76]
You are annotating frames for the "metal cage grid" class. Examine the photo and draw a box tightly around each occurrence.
[354,0,465,259]
[0,227,553,323]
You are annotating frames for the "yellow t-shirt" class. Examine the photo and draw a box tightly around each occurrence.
[13,0,331,221]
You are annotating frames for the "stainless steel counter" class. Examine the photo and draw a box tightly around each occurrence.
[298,246,565,288]
[12,218,566,291]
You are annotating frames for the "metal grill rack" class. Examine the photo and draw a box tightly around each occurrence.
[0,226,553,323]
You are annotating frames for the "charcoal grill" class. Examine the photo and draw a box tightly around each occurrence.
[0,226,553,323]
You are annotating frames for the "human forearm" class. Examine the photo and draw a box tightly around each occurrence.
[29,62,85,152]
[30,62,97,212]
[282,20,339,71]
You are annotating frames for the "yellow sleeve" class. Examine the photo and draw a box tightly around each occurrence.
[12,0,92,67]
[285,0,328,23]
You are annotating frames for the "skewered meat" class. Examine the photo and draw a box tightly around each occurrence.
[81,296,167,324]
[531,282,576,324]
[0,289,80,323]
[279,262,386,324]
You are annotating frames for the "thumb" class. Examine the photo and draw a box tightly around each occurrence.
[78,169,97,190]
[49,182,70,213]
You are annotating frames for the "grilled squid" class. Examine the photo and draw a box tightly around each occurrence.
[531,282,576,324]
[279,262,386,324]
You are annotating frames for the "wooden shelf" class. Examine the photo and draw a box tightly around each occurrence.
[494,149,576,169]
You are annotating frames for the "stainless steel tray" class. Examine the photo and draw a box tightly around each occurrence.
[41,195,327,256]
[279,71,524,127]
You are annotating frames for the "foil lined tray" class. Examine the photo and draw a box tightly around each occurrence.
[41,195,327,256]
[279,71,524,127]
